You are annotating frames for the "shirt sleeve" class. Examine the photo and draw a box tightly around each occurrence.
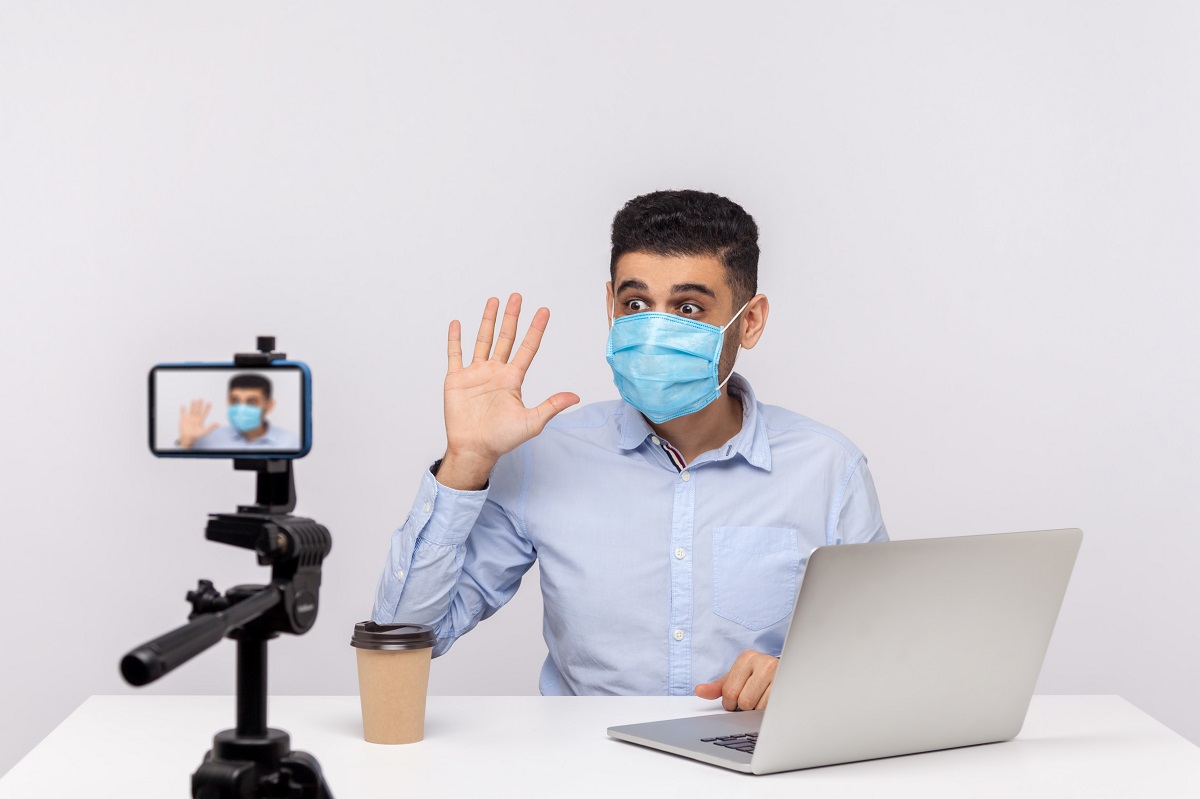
[371,450,535,656]
[833,455,889,545]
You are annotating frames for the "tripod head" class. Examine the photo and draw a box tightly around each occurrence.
[121,457,331,683]
[202,460,330,633]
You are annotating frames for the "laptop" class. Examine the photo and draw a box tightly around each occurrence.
[607,528,1082,774]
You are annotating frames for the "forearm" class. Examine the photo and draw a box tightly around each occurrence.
[372,469,487,634]
[372,462,534,657]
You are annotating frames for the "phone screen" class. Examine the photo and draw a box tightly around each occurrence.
[149,363,311,457]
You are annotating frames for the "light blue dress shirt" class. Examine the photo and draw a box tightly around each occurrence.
[192,422,300,450]
[373,375,887,696]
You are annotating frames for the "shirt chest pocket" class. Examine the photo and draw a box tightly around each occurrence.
[712,527,801,631]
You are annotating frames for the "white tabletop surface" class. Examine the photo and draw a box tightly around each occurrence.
[2,695,1198,797]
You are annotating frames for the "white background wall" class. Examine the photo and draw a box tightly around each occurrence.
[2,0,1197,777]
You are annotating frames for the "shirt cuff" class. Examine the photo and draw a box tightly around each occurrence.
[413,467,489,547]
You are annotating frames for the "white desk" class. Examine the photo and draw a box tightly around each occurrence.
[1,695,1197,797]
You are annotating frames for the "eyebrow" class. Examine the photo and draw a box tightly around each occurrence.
[669,282,717,299]
[616,279,717,299]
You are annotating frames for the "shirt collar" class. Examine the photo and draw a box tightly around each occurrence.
[616,403,655,451]
[615,373,773,471]
[724,374,772,471]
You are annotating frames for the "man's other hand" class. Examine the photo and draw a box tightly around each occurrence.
[694,649,779,711]
[439,293,580,490]
[178,399,218,448]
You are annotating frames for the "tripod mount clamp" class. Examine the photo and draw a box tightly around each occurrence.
[233,335,287,367]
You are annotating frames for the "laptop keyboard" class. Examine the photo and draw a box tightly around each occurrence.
[701,732,758,753]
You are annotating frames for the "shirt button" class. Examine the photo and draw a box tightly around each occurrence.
[680,471,691,482]
[675,548,686,560]
[395,569,404,580]
[423,501,431,513]
[651,436,661,446]
[673,629,685,641]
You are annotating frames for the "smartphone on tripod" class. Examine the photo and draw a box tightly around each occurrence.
[149,361,312,458]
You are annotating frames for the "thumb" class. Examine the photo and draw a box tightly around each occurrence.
[203,423,219,436]
[694,679,725,700]
[527,391,581,433]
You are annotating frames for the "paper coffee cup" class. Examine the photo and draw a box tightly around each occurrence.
[351,621,436,744]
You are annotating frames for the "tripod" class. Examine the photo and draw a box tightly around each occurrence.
[123,341,333,797]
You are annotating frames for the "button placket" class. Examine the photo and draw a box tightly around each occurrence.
[667,463,696,694]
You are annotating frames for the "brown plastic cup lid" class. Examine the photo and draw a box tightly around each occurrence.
[351,621,436,651]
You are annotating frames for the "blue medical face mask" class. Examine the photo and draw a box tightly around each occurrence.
[606,300,749,424]
[228,403,264,433]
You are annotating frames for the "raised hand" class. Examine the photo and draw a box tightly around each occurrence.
[178,398,219,448]
[438,294,580,490]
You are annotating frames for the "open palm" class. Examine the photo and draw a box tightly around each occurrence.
[442,294,579,484]
[178,398,219,448]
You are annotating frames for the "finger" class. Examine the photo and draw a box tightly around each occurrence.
[447,320,463,371]
[737,657,778,710]
[202,401,212,421]
[510,306,551,374]
[491,293,522,363]
[525,392,580,436]
[737,671,768,711]
[203,423,218,437]
[755,683,773,711]
[693,679,725,700]
[720,664,752,712]
[471,297,500,365]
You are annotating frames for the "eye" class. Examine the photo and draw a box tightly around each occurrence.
[678,303,701,316]
[626,299,649,312]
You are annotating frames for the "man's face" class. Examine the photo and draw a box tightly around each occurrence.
[228,388,274,418]
[608,251,744,380]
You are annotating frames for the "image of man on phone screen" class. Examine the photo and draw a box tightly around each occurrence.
[178,373,299,451]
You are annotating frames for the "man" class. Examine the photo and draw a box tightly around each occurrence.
[373,190,887,710]
[178,373,300,450]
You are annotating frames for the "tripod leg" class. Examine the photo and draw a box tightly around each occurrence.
[193,728,290,798]
[280,750,334,798]
[192,752,259,799]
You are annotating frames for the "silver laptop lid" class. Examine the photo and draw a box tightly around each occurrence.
[751,528,1082,773]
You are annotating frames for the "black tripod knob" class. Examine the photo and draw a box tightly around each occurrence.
[188,580,229,615]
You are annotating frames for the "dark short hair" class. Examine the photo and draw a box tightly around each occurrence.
[610,190,759,305]
[229,373,272,400]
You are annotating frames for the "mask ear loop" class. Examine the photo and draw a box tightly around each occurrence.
[716,300,752,391]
